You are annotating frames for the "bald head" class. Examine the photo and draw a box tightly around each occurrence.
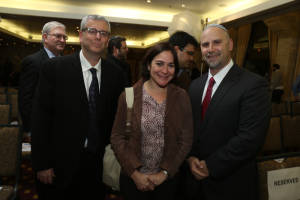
[200,24,233,75]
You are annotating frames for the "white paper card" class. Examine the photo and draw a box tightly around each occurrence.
[267,166,300,200]
[22,143,31,152]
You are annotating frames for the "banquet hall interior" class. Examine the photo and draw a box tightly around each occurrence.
[1,0,300,199]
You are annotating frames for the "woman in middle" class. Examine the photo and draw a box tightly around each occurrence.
[111,42,193,200]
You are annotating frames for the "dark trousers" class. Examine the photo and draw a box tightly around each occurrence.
[36,149,105,200]
[120,173,179,200]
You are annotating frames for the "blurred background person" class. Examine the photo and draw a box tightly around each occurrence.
[107,36,132,86]
[111,42,193,200]
[292,74,300,101]
[18,21,67,135]
[169,31,199,91]
[270,63,284,103]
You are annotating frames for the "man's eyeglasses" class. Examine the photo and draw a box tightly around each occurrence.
[47,33,68,41]
[82,27,110,37]
[181,48,195,56]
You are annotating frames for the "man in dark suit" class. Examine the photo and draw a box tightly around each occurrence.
[187,24,270,200]
[18,21,67,133]
[169,31,199,91]
[107,36,132,86]
[31,15,125,200]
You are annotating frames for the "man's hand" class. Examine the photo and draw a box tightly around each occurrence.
[37,168,55,184]
[131,170,155,191]
[187,157,209,180]
[148,171,168,186]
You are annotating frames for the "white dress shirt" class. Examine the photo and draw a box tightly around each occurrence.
[79,50,101,99]
[79,50,102,147]
[44,47,56,58]
[202,59,234,102]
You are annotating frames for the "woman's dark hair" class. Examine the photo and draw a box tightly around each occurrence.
[141,42,179,81]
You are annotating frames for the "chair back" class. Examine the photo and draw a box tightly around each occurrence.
[261,116,283,154]
[6,94,18,122]
[0,125,22,200]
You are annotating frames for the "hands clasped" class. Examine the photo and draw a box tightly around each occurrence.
[131,170,168,191]
[37,168,55,184]
[188,157,209,180]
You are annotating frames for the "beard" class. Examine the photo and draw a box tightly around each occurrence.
[204,52,222,69]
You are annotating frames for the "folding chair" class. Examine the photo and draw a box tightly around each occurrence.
[261,116,283,155]
[0,104,11,125]
[0,125,22,200]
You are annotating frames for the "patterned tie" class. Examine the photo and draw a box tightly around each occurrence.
[201,77,215,120]
[87,68,100,153]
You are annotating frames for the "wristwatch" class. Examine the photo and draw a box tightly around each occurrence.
[162,169,168,177]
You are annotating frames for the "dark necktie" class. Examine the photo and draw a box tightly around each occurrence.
[201,77,215,120]
[87,68,100,153]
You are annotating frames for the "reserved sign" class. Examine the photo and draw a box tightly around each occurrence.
[268,166,300,200]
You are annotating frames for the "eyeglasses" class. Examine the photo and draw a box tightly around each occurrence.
[82,27,110,37]
[181,48,195,56]
[47,33,68,40]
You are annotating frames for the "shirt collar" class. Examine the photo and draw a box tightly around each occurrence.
[44,47,56,58]
[208,59,233,85]
[79,50,101,72]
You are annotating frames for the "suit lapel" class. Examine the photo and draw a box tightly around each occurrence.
[203,65,241,123]
[195,74,208,122]
[72,53,89,108]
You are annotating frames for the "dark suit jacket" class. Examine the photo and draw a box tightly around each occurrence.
[106,55,132,87]
[18,48,49,132]
[188,64,270,200]
[31,52,125,188]
[111,79,193,177]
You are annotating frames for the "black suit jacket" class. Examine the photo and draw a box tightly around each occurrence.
[18,48,49,132]
[188,64,270,200]
[31,52,125,188]
[106,55,132,87]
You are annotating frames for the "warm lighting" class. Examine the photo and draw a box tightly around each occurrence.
[0,18,168,48]
[0,0,175,26]
[146,0,151,3]
[202,0,280,24]
[181,4,186,8]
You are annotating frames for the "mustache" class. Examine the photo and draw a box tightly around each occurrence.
[205,52,220,57]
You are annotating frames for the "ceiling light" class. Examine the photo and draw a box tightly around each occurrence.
[146,0,151,3]
[181,4,186,8]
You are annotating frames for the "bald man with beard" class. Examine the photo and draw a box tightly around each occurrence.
[186,24,270,200]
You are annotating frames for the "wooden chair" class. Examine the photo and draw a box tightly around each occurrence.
[261,116,283,154]
[271,102,288,116]
[290,101,300,116]
[6,88,17,94]
[0,104,11,125]
[6,94,18,122]
[0,94,7,104]
[0,125,22,200]
[0,88,6,94]
[281,115,300,151]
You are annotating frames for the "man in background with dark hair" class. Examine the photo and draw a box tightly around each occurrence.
[107,36,132,86]
[169,31,199,91]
